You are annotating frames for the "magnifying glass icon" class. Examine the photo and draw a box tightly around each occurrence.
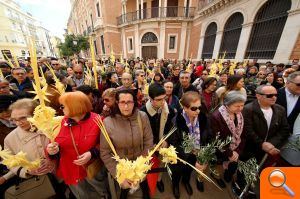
[268,169,295,197]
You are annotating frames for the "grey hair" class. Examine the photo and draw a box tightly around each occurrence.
[223,90,246,106]
[135,69,144,77]
[287,71,300,82]
[116,62,125,69]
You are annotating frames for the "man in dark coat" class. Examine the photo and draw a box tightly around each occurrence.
[243,85,290,164]
[9,67,33,92]
[173,71,198,99]
[276,71,300,132]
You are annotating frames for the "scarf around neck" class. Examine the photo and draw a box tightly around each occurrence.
[218,105,243,151]
[182,110,200,148]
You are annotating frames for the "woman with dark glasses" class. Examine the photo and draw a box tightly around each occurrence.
[168,91,211,198]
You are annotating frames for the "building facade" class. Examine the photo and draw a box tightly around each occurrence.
[0,0,57,59]
[67,0,300,64]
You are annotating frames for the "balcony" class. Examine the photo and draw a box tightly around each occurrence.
[117,6,195,26]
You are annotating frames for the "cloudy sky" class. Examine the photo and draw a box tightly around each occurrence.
[16,0,71,39]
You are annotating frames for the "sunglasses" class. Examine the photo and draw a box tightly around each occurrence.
[103,98,110,102]
[52,64,59,66]
[258,93,278,98]
[74,71,83,74]
[190,106,201,111]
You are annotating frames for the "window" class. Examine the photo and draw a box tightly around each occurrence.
[219,12,244,59]
[245,0,291,59]
[201,22,217,59]
[90,14,94,30]
[128,37,133,51]
[169,36,176,50]
[141,32,158,43]
[94,40,98,54]
[100,35,105,54]
[96,2,101,17]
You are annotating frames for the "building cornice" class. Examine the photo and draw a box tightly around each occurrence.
[195,0,242,19]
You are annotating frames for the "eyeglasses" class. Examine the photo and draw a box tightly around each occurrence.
[74,71,83,74]
[290,81,300,87]
[190,106,201,111]
[258,93,278,98]
[59,105,65,110]
[118,101,134,106]
[10,116,29,123]
[14,72,25,76]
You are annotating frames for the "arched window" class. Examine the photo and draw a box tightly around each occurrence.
[245,0,291,59]
[141,32,158,43]
[201,22,217,59]
[219,12,244,59]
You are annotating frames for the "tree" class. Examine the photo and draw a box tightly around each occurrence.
[58,34,89,57]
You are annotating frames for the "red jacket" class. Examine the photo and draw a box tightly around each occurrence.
[55,112,100,185]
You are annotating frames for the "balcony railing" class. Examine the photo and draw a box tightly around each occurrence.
[117,6,195,25]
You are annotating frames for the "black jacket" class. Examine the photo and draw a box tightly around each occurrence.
[140,104,176,144]
[168,111,212,160]
[276,87,300,131]
[173,83,198,99]
[243,100,290,160]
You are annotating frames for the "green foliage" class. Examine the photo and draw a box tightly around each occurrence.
[182,133,231,164]
[58,34,89,57]
[238,158,259,185]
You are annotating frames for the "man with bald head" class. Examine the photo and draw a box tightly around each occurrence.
[118,72,133,90]
[242,85,290,165]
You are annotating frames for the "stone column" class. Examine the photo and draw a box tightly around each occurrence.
[235,22,253,61]
[159,22,166,59]
[273,9,300,63]
[197,35,204,60]
[212,30,223,59]
[179,22,187,60]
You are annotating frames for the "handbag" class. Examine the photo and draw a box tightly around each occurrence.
[5,175,56,199]
[69,127,102,179]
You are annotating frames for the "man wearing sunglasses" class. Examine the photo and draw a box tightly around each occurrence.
[243,85,290,167]
[66,64,94,90]
[277,71,300,132]
[51,58,67,77]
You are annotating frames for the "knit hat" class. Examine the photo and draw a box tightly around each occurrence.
[223,90,246,106]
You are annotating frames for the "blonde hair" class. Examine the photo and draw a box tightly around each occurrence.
[9,98,38,115]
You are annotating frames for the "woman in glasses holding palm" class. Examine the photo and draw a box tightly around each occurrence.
[168,91,211,198]
[100,89,153,199]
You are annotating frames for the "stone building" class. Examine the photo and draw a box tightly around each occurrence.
[67,0,300,64]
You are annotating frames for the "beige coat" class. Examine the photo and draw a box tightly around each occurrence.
[100,109,153,177]
[3,127,52,179]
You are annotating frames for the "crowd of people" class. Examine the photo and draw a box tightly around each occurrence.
[0,56,299,199]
